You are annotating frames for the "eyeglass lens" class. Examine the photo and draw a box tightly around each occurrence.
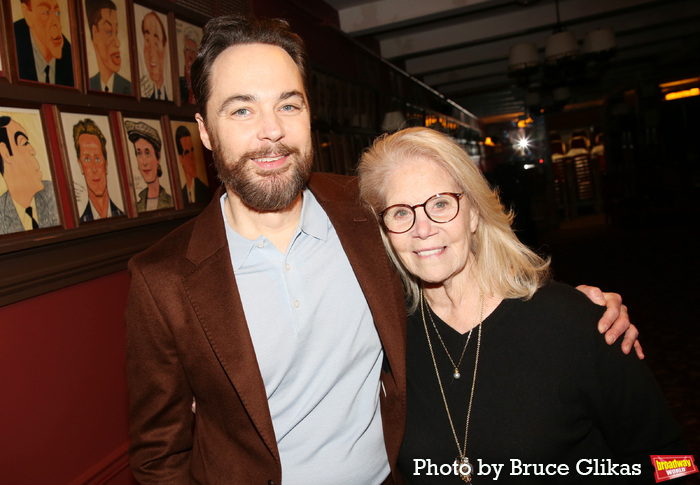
[382,193,460,233]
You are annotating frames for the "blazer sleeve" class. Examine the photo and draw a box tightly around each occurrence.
[125,258,194,484]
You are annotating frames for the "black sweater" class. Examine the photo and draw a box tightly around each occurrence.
[398,282,686,484]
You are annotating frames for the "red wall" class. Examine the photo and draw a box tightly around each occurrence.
[0,271,136,485]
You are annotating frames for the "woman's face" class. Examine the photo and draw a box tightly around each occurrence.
[383,157,478,288]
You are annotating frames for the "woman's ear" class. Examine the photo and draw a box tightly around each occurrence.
[469,207,479,233]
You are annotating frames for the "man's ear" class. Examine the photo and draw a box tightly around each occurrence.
[195,114,211,150]
[21,3,33,28]
[0,142,11,164]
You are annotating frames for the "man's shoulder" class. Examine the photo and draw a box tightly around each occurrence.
[13,18,29,35]
[113,73,132,93]
[129,215,198,272]
[308,172,359,203]
[130,195,223,274]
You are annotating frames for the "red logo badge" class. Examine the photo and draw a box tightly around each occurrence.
[651,455,698,482]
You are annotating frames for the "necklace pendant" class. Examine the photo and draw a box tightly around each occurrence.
[454,456,472,482]
[453,369,461,379]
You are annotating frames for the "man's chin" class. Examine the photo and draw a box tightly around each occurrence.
[49,44,64,59]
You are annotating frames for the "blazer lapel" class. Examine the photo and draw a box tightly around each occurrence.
[182,190,279,461]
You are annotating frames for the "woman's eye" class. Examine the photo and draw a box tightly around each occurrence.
[392,208,411,219]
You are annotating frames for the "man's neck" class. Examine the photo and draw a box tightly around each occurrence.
[224,189,303,254]
[6,184,38,209]
[30,31,54,63]
[99,68,115,86]
[89,192,110,218]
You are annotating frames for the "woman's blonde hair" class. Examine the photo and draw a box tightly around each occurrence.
[358,127,550,313]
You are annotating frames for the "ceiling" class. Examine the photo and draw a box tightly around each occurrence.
[323,0,700,121]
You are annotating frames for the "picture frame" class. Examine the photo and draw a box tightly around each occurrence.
[168,118,210,206]
[80,0,135,95]
[5,0,81,89]
[132,2,173,101]
[174,18,201,105]
[55,106,128,225]
[0,0,7,79]
[119,113,176,214]
[0,105,64,237]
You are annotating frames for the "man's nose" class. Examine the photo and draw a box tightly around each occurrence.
[257,111,284,143]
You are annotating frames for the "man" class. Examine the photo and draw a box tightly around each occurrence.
[178,26,200,104]
[140,11,168,100]
[124,120,172,212]
[14,0,74,86]
[0,116,59,234]
[125,15,638,484]
[86,0,131,94]
[174,125,209,204]
[72,118,124,221]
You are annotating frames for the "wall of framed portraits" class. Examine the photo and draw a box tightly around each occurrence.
[0,0,480,483]
[0,0,216,307]
[0,0,222,483]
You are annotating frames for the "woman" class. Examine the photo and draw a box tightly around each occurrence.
[125,120,173,212]
[358,127,684,483]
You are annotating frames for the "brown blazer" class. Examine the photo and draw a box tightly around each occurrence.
[125,173,407,484]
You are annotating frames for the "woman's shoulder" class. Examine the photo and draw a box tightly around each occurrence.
[530,280,605,315]
[497,280,606,337]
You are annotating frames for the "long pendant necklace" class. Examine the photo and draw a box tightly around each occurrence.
[420,289,484,483]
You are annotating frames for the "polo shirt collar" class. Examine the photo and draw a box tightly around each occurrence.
[221,188,329,270]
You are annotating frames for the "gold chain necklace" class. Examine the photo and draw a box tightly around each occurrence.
[420,289,484,483]
[425,295,480,379]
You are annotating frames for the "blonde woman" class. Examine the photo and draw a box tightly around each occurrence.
[359,127,685,483]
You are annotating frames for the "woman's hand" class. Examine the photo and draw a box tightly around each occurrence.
[576,285,644,360]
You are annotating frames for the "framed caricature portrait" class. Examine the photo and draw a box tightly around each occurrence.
[169,119,209,205]
[174,18,201,105]
[57,110,127,224]
[133,3,172,101]
[0,0,6,78]
[122,115,174,213]
[81,0,134,95]
[0,106,62,235]
[8,0,79,87]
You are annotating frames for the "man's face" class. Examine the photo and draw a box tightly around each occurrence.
[197,43,313,212]
[1,119,44,195]
[77,133,108,198]
[92,8,121,76]
[22,0,64,62]
[183,37,197,77]
[179,135,197,178]
[143,13,165,86]
[134,138,159,184]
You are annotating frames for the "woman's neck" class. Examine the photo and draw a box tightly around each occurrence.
[423,268,502,334]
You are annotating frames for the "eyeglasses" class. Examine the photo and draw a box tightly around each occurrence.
[379,192,464,234]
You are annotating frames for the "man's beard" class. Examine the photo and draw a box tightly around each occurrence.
[212,137,313,212]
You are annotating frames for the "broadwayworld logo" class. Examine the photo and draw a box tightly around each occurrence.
[651,455,698,482]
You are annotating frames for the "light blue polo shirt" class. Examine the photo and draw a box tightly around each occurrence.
[220,190,389,484]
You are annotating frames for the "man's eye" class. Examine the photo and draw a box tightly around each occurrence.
[281,104,299,112]
[233,108,249,116]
